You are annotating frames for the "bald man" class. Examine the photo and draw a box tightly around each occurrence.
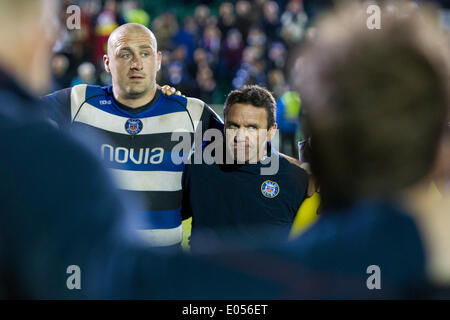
[43,23,223,248]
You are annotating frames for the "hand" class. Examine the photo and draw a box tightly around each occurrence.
[158,84,184,97]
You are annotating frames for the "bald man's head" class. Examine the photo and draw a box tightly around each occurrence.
[103,23,162,106]
[107,23,157,56]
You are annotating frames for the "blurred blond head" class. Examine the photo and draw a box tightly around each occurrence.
[0,0,60,94]
[295,0,450,207]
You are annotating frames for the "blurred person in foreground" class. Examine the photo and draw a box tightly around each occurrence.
[0,0,142,298]
[281,0,450,297]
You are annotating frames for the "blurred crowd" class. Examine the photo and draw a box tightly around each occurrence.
[49,0,450,156]
[49,0,334,105]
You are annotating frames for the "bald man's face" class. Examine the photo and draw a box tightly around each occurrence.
[104,27,161,100]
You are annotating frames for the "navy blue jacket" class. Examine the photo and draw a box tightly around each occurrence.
[182,145,309,250]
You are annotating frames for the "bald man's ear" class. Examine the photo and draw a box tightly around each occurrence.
[103,54,111,73]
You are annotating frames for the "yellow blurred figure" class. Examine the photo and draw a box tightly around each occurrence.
[429,181,443,200]
[289,192,320,240]
[182,218,192,251]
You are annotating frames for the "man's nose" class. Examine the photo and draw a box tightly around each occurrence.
[131,56,143,70]
[234,128,248,142]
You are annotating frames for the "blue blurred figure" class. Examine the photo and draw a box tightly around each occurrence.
[276,90,301,156]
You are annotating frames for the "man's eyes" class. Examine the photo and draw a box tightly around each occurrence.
[226,125,258,130]
[120,52,133,59]
[120,52,150,58]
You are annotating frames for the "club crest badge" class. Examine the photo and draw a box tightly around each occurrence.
[261,180,280,198]
[125,118,143,135]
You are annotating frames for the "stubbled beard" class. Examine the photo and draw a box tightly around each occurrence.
[124,83,152,99]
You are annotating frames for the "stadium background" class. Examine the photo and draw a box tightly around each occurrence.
[49,0,450,249]
[49,0,339,155]
[50,0,450,149]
